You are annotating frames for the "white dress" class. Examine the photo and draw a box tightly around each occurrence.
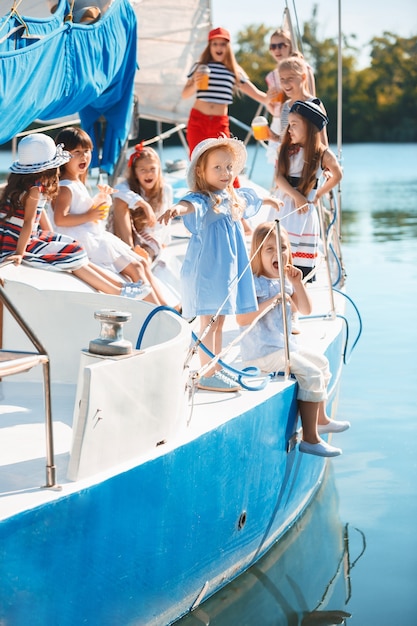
[267,148,321,272]
[52,179,142,274]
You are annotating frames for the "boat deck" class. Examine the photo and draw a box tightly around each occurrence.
[0,215,345,522]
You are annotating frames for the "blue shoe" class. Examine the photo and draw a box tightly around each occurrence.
[197,371,241,393]
[299,439,342,457]
[219,368,240,382]
[317,420,350,434]
[121,281,152,300]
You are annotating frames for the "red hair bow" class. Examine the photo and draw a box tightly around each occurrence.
[128,141,144,167]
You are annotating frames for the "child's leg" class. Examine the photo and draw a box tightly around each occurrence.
[121,260,163,305]
[298,400,321,444]
[198,314,225,375]
[72,265,122,294]
[112,200,134,247]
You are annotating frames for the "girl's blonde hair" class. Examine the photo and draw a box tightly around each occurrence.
[199,40,241,89]
[250,222,292,277]
[192,144,246,220]
[277,113,324,196]
[278,56,308,80]
[55,127,93,184]
[126,145,164,212]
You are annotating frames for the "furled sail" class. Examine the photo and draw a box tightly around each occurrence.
[133,0,211,124]
[0,0,137,174]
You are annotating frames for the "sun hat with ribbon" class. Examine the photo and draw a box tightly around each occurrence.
[10,133,71,174]
[187,136,247,189]
[289,100,329,131]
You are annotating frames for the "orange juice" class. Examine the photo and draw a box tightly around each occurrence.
[196,65,210,90]
[251,116,269,141]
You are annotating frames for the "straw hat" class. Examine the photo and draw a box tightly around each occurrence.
[289,100,328,131]
[10,133,71,174]
[187,136,247,189]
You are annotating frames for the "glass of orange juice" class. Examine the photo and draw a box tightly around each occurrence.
[251,116,269,141]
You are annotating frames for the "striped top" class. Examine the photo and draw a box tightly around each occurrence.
[188,62,248,105]
[0,185,88,271]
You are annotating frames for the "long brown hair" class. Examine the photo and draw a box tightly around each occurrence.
[1,170,59,219]
[126,146,164,212]
[277,115,323,196]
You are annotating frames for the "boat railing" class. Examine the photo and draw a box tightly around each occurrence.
[0,261,58,489]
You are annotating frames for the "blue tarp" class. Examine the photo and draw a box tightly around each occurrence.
[0,0,137,174]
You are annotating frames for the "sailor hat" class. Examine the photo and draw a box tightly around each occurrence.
[10,133,71,174]
[289,100,329,131]
[187,136,247,189]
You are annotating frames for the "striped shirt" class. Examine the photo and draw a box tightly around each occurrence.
[188,62,248,105]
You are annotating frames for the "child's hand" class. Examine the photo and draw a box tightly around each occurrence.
[134,200,157,227]
[285,264,303,284]
[295,194,310,214]
[263,197,283,211]
[158,206,180,225]
[8,254,23,266]
[88,204,106,222]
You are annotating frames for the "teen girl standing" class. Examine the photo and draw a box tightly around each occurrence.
[271,100,342,282]
[182,27,270,158]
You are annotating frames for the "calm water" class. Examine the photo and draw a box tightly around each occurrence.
[175,143,417,626]
[1,143,416,624]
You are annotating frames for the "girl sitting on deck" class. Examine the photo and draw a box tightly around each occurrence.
[237,222,350,458]
[51,127,168,306]
[0,133,146,299]
[111,143,172,261]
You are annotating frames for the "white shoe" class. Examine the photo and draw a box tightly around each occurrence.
[299,439,342,457]
[317,420,351,434]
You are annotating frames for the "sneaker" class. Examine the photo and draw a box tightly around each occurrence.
[120,281,152,300]
[317,420,351,434]
[197,371,241,393]
[291,311,301,335]
[299,439,342,457]
[219,367,240,382]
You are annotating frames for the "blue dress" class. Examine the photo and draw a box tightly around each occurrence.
[181,188,262,318]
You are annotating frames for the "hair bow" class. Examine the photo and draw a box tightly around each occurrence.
[128,142,144,167]
[288,143,301,156]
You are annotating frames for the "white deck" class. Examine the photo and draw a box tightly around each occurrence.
[0,216,345,522]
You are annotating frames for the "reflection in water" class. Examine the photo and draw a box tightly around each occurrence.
[176,468,365,626]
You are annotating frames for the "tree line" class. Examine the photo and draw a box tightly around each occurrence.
[231,10,417,144]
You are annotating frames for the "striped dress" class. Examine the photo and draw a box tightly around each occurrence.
[0,187,88,271]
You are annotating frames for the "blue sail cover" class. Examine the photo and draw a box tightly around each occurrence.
[0,0,137,174]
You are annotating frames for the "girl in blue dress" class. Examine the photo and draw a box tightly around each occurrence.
[159,136,281,392]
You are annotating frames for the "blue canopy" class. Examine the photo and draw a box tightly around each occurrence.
[0,0,137,174]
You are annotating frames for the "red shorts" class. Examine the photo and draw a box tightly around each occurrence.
[186,108,240,187]
[186,108,230,155]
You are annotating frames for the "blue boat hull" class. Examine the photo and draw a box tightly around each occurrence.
[0,329,344,626]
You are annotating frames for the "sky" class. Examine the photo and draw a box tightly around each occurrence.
[211,0,416,68]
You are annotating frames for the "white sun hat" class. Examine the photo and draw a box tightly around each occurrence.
[10,133,71,174]
[187,136,247,189]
